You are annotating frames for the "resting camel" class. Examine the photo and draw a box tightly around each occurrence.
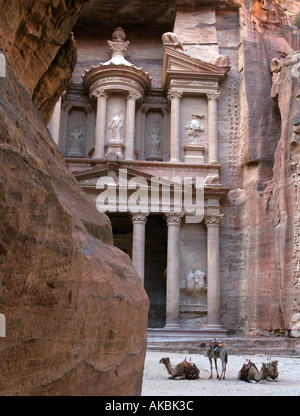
[198,341,228,380]
[238,359,279,383]
[238,360,269,382]
[159,357,200,380]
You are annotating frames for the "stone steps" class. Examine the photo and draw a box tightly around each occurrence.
[147,336,300,357]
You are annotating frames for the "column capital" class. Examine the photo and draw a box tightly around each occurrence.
[204,213,224,226]
[164,212,184,226]
[206,91,220,101]
[131,212,148,224]
[94,89,108,99]
[127,91,141,101]
[62,101,72,113]
[167,90,183,101]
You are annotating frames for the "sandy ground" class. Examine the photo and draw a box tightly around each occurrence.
[141,350,300,396]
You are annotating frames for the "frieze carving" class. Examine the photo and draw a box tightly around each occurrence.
[170,80,218,88]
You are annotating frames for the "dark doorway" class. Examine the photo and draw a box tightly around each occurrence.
[144,214,167,328]
[109,214,133,258]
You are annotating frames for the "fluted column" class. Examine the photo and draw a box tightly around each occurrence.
[168,90,183,162]
[207,92,220,164]
[204,213,224,331]
[125,92,139,160]
[94,89,108,159]
[164,213,183,328]
[131,213,148,284]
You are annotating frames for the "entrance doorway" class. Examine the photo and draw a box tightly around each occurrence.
[144,214,167,328]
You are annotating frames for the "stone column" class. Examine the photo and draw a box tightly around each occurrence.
[94,89,108,159]
[140,106,149,160]
[165,213,183,328]
[48,97,62,145]
[168,90,182,162]
[125,92,139,160]
[207,92,220,164]
[204,213,224,332]
[131,213,148,285]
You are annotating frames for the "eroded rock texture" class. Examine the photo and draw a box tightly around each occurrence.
[237,0,300,335]
[0,1,148,396]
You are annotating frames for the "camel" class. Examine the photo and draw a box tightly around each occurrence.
[238,359,269,382]
[198,340,228,380]
[159,357,200,380]
[238,359,279,383]
[264,359,279,381]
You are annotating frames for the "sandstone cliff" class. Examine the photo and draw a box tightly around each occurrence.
[237,0,300,335]
[0,1,148,396]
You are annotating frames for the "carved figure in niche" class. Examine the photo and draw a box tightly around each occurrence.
[186,269,207,296]
[68,128,85,156]
[109,111,123,142]
[185,114,204,144]
[148,126,161,153]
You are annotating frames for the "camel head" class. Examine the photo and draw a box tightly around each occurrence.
[198,343,206,349]
[159,357,170,365]
[263,359,279,379]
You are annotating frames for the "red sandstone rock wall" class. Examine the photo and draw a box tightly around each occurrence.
[0,1,148,396]
[238,0,300,334]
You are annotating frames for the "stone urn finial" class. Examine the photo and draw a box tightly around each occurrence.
[112,26,126,42]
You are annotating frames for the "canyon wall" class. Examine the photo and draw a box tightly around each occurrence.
[237,0,300,335]
[0,1,149,395]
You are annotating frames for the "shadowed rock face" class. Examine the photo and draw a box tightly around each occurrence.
[0,1,148,396]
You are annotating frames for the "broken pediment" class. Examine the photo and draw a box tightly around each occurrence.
[162,40,230,91]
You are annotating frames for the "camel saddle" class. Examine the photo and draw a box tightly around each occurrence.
[182,359,199,379]
[208,340,224,353]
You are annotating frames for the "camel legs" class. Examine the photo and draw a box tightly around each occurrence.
[220,360,226,380]
[208,357,220,379]
[214,358,220,379]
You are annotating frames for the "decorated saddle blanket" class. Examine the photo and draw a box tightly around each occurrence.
[208,340,225,352]
[182,359,200,379]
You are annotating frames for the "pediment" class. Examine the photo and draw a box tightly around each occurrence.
[74,162,152,186]
[162,45,228,89]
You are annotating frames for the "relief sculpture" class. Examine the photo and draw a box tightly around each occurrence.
[185,114,204,144]
[186,269,207,296]
[67,128,85,156]
[109,111,124,142]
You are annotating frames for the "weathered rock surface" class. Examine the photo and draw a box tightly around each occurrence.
[237,0,300,335]
[0,0,87,124]
[0,0,148,396]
